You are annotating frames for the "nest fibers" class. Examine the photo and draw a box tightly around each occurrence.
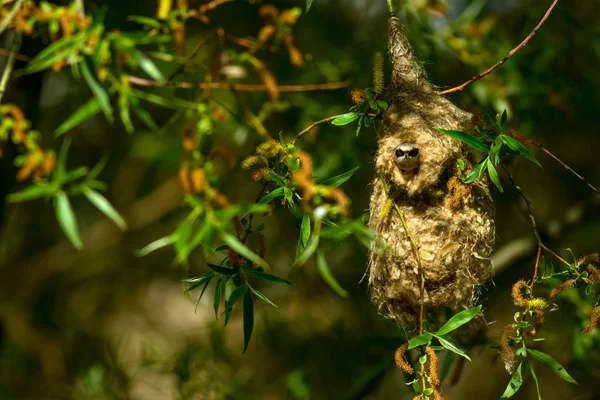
[368,16,495,328]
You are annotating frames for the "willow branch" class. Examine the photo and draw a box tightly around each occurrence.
[439,0,559,95]
[291,113,379,145]
[0,0,25,36]
[0,31,21,103]
[128,75,349,92]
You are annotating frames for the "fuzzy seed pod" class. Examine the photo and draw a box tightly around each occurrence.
[367,16,495,329]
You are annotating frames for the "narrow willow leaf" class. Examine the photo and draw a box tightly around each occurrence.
[527,349,578,384]
[134,235,175,257]
[184,273,215,293]
[181,270,216,284]
[25,35,80,74]
[500,361,526,399]
[295,214,311,261]
[436,128,488,152]
[7,184,56,202]
[130,95,159,131]
[242,291,254,354]
[486,160,504,192]
[463,158,487,184]
[250,286,278,308]
[80,58,113,122]
[56,138,71,181]
[194,276,214,313]
[118,92,134,134]
[528,360,542,400]
[316,250,348,297]
[293,219,321,267]
[207,264,238,275]
[258,187,284,204]
[436,305,482,336]
[213,277,223,318]
[219,231,270,271]
[127,15,163,28]
[226,284,248,309]
[137,51,166,83]
[306,0,313,12]
[54,98,102,136]
[243,268,293,285]
[84,189,128,231]
[225,277,235,302]
[408,333,432,349]
[54,191,83,250]
[331,112,360,126]
[501,135,542,167]
[320,166,359,187]
[436,336,471,362]
[87,154,110,180]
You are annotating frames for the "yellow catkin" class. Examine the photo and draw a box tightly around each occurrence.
[157,0,173,19]
[379,198,393,219]
[527,298,548,310]
[394,343,414,374]
[373,52,384,94]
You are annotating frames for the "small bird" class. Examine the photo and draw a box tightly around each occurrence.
[394,143,419,171]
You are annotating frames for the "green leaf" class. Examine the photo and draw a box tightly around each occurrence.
[25,35,81,74]
[83,189,127,231]
[54,191,83,250]
[436,128,488,152]
[226,284,248,309]
[118,92,134,134]
[128,15,163,28]
[407,333,432,349]
[376,100,388,110]
[7,184,56,202]
[500,360,526,399]
[219,231,271,271]
[331,112,360,126]
[259,187,285,204]
[320,166,359,187]
[243,268,293,285]
[293,218,321,267]
[55,138,71,181]
[486,160,504,192]
[242,291,254,354]
[250,286,278,308]
[295,214,311,261]
[213,277,223,318]
[436,305,481,336]
[463,158,487,184]
[137,51,166,83]
[435,336,471,362]
[134,235,175,257]
[207,263,238,275]
[501,135,542,167]
[306,0,313,12]
[184,272,216,293]
[316,250,348,297]
[528,361,542,400]
[88,154,110,180]
[194,276,214,313]
[527,349,578,384]
[129,95,159,131]
[80,58,113,123]
[54,98,102,136]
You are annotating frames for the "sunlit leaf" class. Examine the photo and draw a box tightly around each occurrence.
[295,214,311,261]
[500,360,526,399]
[249,286,278,308]
[436,305,481,336]
[134,235,175,257]
[80,58,113,123]
[486,160,503,192]
[54,191,83,250]
[331,112,359,126]
[501,135,542,167]
[84,189,128,230]
[54,98,102,137]
[320,166,359,187]
[258,187,285,204]
[316,250,348,297]
[408,333,432,349]
[436,128,488,152]
[435,336,471,362]
[463,158,487,184]
[527,349,578,384]
[137,51,166,83]
[7,184,56,202]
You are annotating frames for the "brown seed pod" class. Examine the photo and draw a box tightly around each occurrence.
[367,16,495,329]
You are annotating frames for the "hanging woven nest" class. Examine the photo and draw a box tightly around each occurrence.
[368,15,495,329]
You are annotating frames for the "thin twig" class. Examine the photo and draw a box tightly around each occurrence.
[0,47,31,62]
[128,75,349,92]
[505,168,570,292]
[166,29,216,83]
[291,112,379,145]
[0,0,25,36]
[0,31,21,103]
[438,0,559,95]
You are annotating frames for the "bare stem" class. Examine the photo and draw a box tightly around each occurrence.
[439,0,559,95]
[0,0,25,36]
[386,0,395,14]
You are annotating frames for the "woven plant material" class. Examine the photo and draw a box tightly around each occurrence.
[368,15,495,328]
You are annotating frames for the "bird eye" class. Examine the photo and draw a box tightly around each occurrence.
[395,148,405,157]
[409,148,419,157]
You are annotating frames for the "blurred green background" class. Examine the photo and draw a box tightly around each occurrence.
[1,0,600,399]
